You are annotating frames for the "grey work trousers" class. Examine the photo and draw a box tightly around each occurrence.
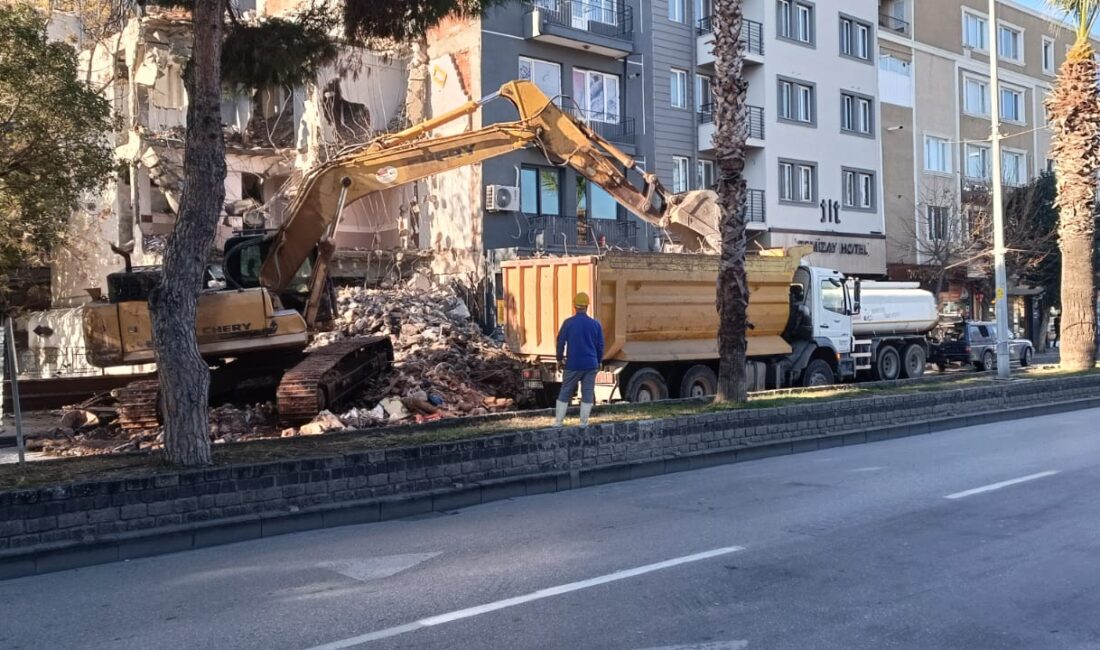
[558,369,597,404]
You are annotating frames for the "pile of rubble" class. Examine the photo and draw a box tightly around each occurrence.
[305,275,531,427]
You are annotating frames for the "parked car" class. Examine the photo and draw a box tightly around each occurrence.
[930,320,1034,372]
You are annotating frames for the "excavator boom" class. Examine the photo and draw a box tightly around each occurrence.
[260,80,719,292]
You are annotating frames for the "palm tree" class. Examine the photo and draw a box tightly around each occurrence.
[711,0,750,402]
[1045,1,1100,370]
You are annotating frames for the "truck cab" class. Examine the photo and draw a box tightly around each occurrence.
[787,266,858,384]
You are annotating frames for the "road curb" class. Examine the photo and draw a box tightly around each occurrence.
[3,392,1099,581]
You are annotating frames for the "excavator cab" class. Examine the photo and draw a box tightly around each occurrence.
[222,233,331,322]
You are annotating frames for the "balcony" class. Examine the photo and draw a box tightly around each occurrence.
[524,0,634,58]
[879,13,911,36]
[746,188,766,227]
[697,17,764,68]
[697,104,764,152]
[566,103,636,145]
[528,215,646,251]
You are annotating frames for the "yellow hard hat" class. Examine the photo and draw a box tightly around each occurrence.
[574,292,590,307]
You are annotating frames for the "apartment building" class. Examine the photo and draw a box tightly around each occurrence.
[877,0,1095,330]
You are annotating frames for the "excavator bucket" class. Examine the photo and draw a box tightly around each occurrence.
[662,190,721,254]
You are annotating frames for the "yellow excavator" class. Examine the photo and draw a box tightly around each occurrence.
[82,79,721,430]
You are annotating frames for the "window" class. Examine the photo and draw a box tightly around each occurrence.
[963,12,987,50]
[964,77,989,115]
[572,69,620,123]
[879,54,912,106]
[842,168,875,210]
[779,78,815,124]
[669,0,686,23]
[821,280,846,314]
[520,166,561,216]
[576,177,618,219]
[840,92,873,135]
[672,156,690,193]
[695,74,713,113]
[924,135,952,174]
[839,15,872,61]
[697,159,716,189]
[1002,150,1026,186]
[1000,86,1024,122]
[562,0,617,27]
[670,68,688,109]
[998,25,1022,62]
[927,206,949,240]
[966,143,991,180]
[779,159,816,203]
[518,57,561,102]
[1046,158,1055,173]
[1042,37,1056,75]
[778,0,814,45]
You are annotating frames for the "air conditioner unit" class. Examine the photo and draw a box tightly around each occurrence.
[486,185,520,212]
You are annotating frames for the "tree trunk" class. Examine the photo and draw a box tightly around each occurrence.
[1047,40,1099,371]
[148,0,227,466]
[712,0,750,403]
[1059,234,1095,368]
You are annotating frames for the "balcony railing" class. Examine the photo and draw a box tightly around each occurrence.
[879,13,910,35]
[567,103,636,144]
[697,17,764,57]
[528,215,643,250]
[697,104,765,141]
[529,0,633,41]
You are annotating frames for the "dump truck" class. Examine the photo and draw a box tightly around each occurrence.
[502,248,938,403]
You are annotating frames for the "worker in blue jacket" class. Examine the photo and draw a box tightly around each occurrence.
[553,292,604,427]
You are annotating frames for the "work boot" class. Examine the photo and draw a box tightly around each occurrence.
[579,402,593,428]
[553,401,568,427]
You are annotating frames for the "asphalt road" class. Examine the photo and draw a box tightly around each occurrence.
[2,407,1100,650]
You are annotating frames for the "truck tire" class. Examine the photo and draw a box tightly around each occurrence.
[624,368,669,403]
[901,343,926,379]
[679,365,718,398]
[873,345,901,381]
[802,359,835,387]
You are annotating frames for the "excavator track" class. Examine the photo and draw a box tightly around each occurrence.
[115,380,162,433]
[276,336,394,425]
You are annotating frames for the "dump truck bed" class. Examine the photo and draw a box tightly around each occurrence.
[502,251,802,363]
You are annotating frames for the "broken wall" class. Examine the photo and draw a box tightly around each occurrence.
[422,16,485,283]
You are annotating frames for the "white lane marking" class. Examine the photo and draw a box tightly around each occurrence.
[849,466,885,473]
[944,470,1060,500]
[303,546,746,650]
[635,642,749,650]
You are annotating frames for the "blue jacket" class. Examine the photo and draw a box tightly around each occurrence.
[556,312,605,371]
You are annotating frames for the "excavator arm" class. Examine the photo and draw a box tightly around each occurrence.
[259,79,719,294]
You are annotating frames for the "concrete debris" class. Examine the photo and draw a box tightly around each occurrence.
[298,410,346,436]
[60,409,99,431]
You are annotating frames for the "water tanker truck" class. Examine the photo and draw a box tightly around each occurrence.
[502,247,939,403]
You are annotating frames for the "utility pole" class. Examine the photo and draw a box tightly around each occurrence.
[987,0,1011,379]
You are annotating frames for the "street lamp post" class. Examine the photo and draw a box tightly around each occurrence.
[987,0,1011,379]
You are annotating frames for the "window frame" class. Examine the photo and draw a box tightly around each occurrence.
[840,90,874,137]
[778,158,817,205]
[572,68,621,124]
[999,84,1026,124]
[923,134,953,175]
[519,165,563,217]
[839,13,873,63]
[997,22,1025,65]
[1001,148,1027,186]
[963,75,990,117]
[518,56,562,103]
[697,159,716,189]
[672,155,691,193]
[1042,36,1056,75]
[841,166,876,212]
[962,10,988,51]
[777,0,816,47]
[669,0,686,23]
[670,68,689,109]
[778,76,817,126]
[695,73,714,112]
[926,205,950,240]
[965,143,992,180]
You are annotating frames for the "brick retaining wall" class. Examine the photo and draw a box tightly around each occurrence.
[2,374,1099,577]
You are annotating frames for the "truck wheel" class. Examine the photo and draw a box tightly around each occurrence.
[873,346,901,381]
[901,344,926,379]
[982,350,996,372]
[679,365,718,398]
[802,359,835,387]
[1021,348,1033,367]
[624,368,669,403]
